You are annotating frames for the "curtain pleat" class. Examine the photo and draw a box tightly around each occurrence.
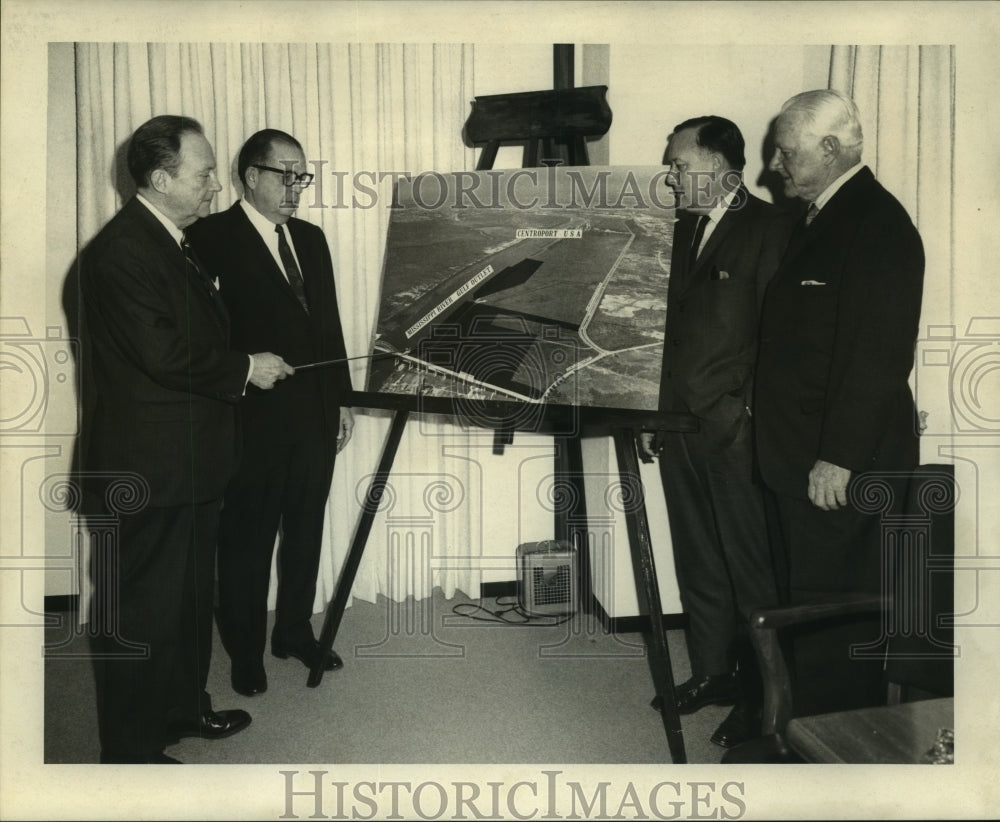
[829,45,956,457]
[74,42,479,615]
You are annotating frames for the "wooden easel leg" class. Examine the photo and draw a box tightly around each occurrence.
[612,427,687,763]
[308,409,410,687]
[553,435,593,614]
[476,141,499,171]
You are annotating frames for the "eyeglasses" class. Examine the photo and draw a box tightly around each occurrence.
[252,165,315,187]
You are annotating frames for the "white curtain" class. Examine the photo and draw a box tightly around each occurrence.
[828,45,956,454]
[74,42,484,611]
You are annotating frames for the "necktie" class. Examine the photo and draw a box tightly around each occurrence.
[688,215,708,271]
[805,202,819,226]
[181,233,199,273]
[181,233,217,292]
[276,224,309,314]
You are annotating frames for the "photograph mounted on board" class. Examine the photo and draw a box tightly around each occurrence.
[365,165,676,423]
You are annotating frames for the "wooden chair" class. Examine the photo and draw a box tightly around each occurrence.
[723,464,956,763]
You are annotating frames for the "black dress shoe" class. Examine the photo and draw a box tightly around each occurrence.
[150,752,183,764]
[166,708,251,743]
[650,673,738,715]
[710,704,761,748]
[272,638,343,671]
[231,661,268,696]
[100,751,182,764]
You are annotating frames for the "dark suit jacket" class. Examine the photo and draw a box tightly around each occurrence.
[658,187,791,426]
[187,203,352,452]
[755,167,925,498]
[81,197,249,507]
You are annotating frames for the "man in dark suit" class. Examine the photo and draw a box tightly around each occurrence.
[187,129,354,698]
[81,115,293,763]
[755,89,924,715]
[641,116,791,748]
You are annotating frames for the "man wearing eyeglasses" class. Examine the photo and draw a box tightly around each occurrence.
[187,129,354,698]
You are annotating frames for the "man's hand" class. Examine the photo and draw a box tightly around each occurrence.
[808,459,852,511]
[638,431,663,463]
[249,353,294,390]
[336,407,355,453]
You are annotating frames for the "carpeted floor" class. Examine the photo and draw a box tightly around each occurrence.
[44,589,729,765]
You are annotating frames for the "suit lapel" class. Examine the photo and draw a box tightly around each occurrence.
[128,198,186,268]
[288,220,332,343]
[228,204,308,316]
[186,249,231,333]
[775,167,876,277]
[807,166,874,232]
[693,203,737,274]
[286,220,322,324]
[183,242,220,293]
[128,199,230,333]
[672,186,749,287]
[670,212,698,293]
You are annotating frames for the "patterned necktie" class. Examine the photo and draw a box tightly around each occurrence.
[688,215,708,271]
[805,202,819,226]
[181,233,216,292]
[181,232,199,272]
[276,224,309,313]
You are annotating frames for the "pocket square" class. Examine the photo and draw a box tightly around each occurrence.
[800,279,827,286]
[713,270,730,280]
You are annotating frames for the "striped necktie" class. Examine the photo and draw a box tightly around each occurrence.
[181,233,217,292]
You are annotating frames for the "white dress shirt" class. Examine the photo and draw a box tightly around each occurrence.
[238,199,304,283]
[136,193,184,247]
[695,186,741,257]
[812,162,865,215]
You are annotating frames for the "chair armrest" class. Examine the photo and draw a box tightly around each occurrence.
[751,595,886,631]
[750,594,887,736]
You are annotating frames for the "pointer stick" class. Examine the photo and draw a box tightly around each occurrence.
[294,350,403,371]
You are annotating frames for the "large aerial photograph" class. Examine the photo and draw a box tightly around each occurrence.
[367,166,675,412]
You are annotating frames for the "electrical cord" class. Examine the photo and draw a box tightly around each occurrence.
[451,596,573,626]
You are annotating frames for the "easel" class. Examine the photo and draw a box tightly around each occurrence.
[312,47,691,764]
